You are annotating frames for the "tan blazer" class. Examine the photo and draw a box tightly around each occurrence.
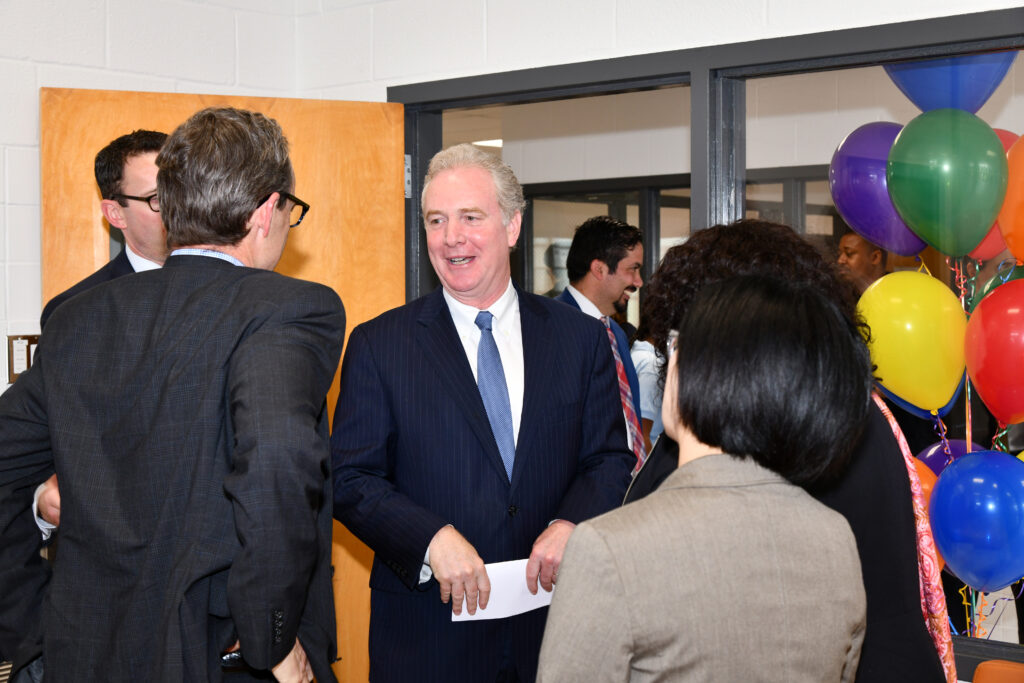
[537,453,866,683]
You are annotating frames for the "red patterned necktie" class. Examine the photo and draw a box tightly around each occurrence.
[602,317,646,473]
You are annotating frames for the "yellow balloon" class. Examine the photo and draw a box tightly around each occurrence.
[857,271,966,412]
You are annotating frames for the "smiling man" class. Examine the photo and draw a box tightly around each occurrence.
[557,216,646,470]
[331,143,633,683]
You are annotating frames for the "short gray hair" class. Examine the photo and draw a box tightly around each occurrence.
[158,107,292,248]
[422,144,525,226]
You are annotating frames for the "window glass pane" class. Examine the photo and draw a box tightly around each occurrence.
[660,188,690,257]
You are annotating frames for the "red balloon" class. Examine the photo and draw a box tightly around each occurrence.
[970,129,1017,261]
[965,279,1024,424]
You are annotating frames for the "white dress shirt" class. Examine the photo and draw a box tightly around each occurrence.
[443,280,525,445]
[421,280,525,582]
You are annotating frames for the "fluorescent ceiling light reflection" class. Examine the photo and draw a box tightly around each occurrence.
[473,139,503,148]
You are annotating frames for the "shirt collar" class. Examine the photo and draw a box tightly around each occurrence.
[443,279,518,329]
[125,244,162,272]
[566,284,603,320]
[170,247,246,267]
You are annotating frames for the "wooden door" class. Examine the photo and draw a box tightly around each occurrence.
[40,88,402,681]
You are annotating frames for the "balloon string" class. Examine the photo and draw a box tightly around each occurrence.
[960,585,974,637]
[919,256,932,277]
[933,417,952,467]
[965,380,972,452]
[951,258,967,310]
[993,423,1009,453]
[975,592,989,639]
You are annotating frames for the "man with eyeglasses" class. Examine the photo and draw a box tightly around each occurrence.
[0,107,342,682]
[0,131,170,682]
[39,129,169,329]
[29,132,169,549]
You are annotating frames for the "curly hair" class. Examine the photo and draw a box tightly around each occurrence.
[643,219,862,377]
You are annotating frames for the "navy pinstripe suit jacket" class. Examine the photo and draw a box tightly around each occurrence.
[331,285,634,683]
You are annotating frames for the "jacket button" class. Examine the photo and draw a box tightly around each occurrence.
[507,505,518,517]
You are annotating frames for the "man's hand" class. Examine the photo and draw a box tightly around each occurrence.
[428,526,490,616]
[526,520,576,594]
[272,638,313,683]
[37,473,60,526]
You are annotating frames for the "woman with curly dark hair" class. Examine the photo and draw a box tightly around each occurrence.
[624,219,953,683]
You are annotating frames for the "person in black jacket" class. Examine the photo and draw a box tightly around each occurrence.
[626,219,948,682]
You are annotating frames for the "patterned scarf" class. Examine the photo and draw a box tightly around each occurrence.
[873,392,957,683]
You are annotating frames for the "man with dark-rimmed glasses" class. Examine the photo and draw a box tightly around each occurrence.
[40,129,169,329]
[1,107,342,682]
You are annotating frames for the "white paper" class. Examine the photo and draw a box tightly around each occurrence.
[451,558,553,621]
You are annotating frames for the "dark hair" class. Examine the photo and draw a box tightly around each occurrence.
[644,219,861,373]
[157,107,292,248]
[94,130,168,201]
[565,216,643,283]
[672,275,872,485]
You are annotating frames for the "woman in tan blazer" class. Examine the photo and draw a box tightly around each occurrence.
[538,275,871,682]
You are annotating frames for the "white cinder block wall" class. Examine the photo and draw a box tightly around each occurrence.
[1,0,1019,388]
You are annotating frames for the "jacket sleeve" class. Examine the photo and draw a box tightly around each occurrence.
[222,285,345,671]
[554,322,635,524]
[330,325,450,589]
[536,522,633,682]
[0,353,54,667]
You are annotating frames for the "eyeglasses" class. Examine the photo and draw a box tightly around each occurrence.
[112,193,159,213]
[665,329,679,358]
[260,191,310,228]
[281,191,310,228]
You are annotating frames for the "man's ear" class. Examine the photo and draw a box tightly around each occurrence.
[100,199,127,230]
[251,192,278,239]
[869,249,883,266]
[590,258,608,280]
[505,211,522,248]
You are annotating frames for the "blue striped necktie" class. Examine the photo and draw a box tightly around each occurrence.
[475,311,516,480]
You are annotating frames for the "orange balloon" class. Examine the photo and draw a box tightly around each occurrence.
[998,135,1024,262]
[914,458,945,571]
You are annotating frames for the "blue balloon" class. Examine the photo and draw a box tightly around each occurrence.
[930,451,1024,592]
[884,52,1018,114]
[875,371,964,420]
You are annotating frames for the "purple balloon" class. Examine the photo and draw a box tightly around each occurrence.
[829,122,927,256]
[916,439,984,476]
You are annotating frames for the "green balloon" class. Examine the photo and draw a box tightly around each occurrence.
[970,262,1024,311]
[887,108,1008,257]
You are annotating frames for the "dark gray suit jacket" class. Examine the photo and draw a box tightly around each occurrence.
[39,248,135,329]
[0,254,345,682]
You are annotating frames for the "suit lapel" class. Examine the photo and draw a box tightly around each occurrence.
[415,290,511,484]
[512,290,555,493]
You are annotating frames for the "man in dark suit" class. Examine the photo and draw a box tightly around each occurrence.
[331,144,634,683]
[555,216,646,467]
[0,130,170,680]
[32,130,170,543]
[0,107,343,682]
[39,129,169,329]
